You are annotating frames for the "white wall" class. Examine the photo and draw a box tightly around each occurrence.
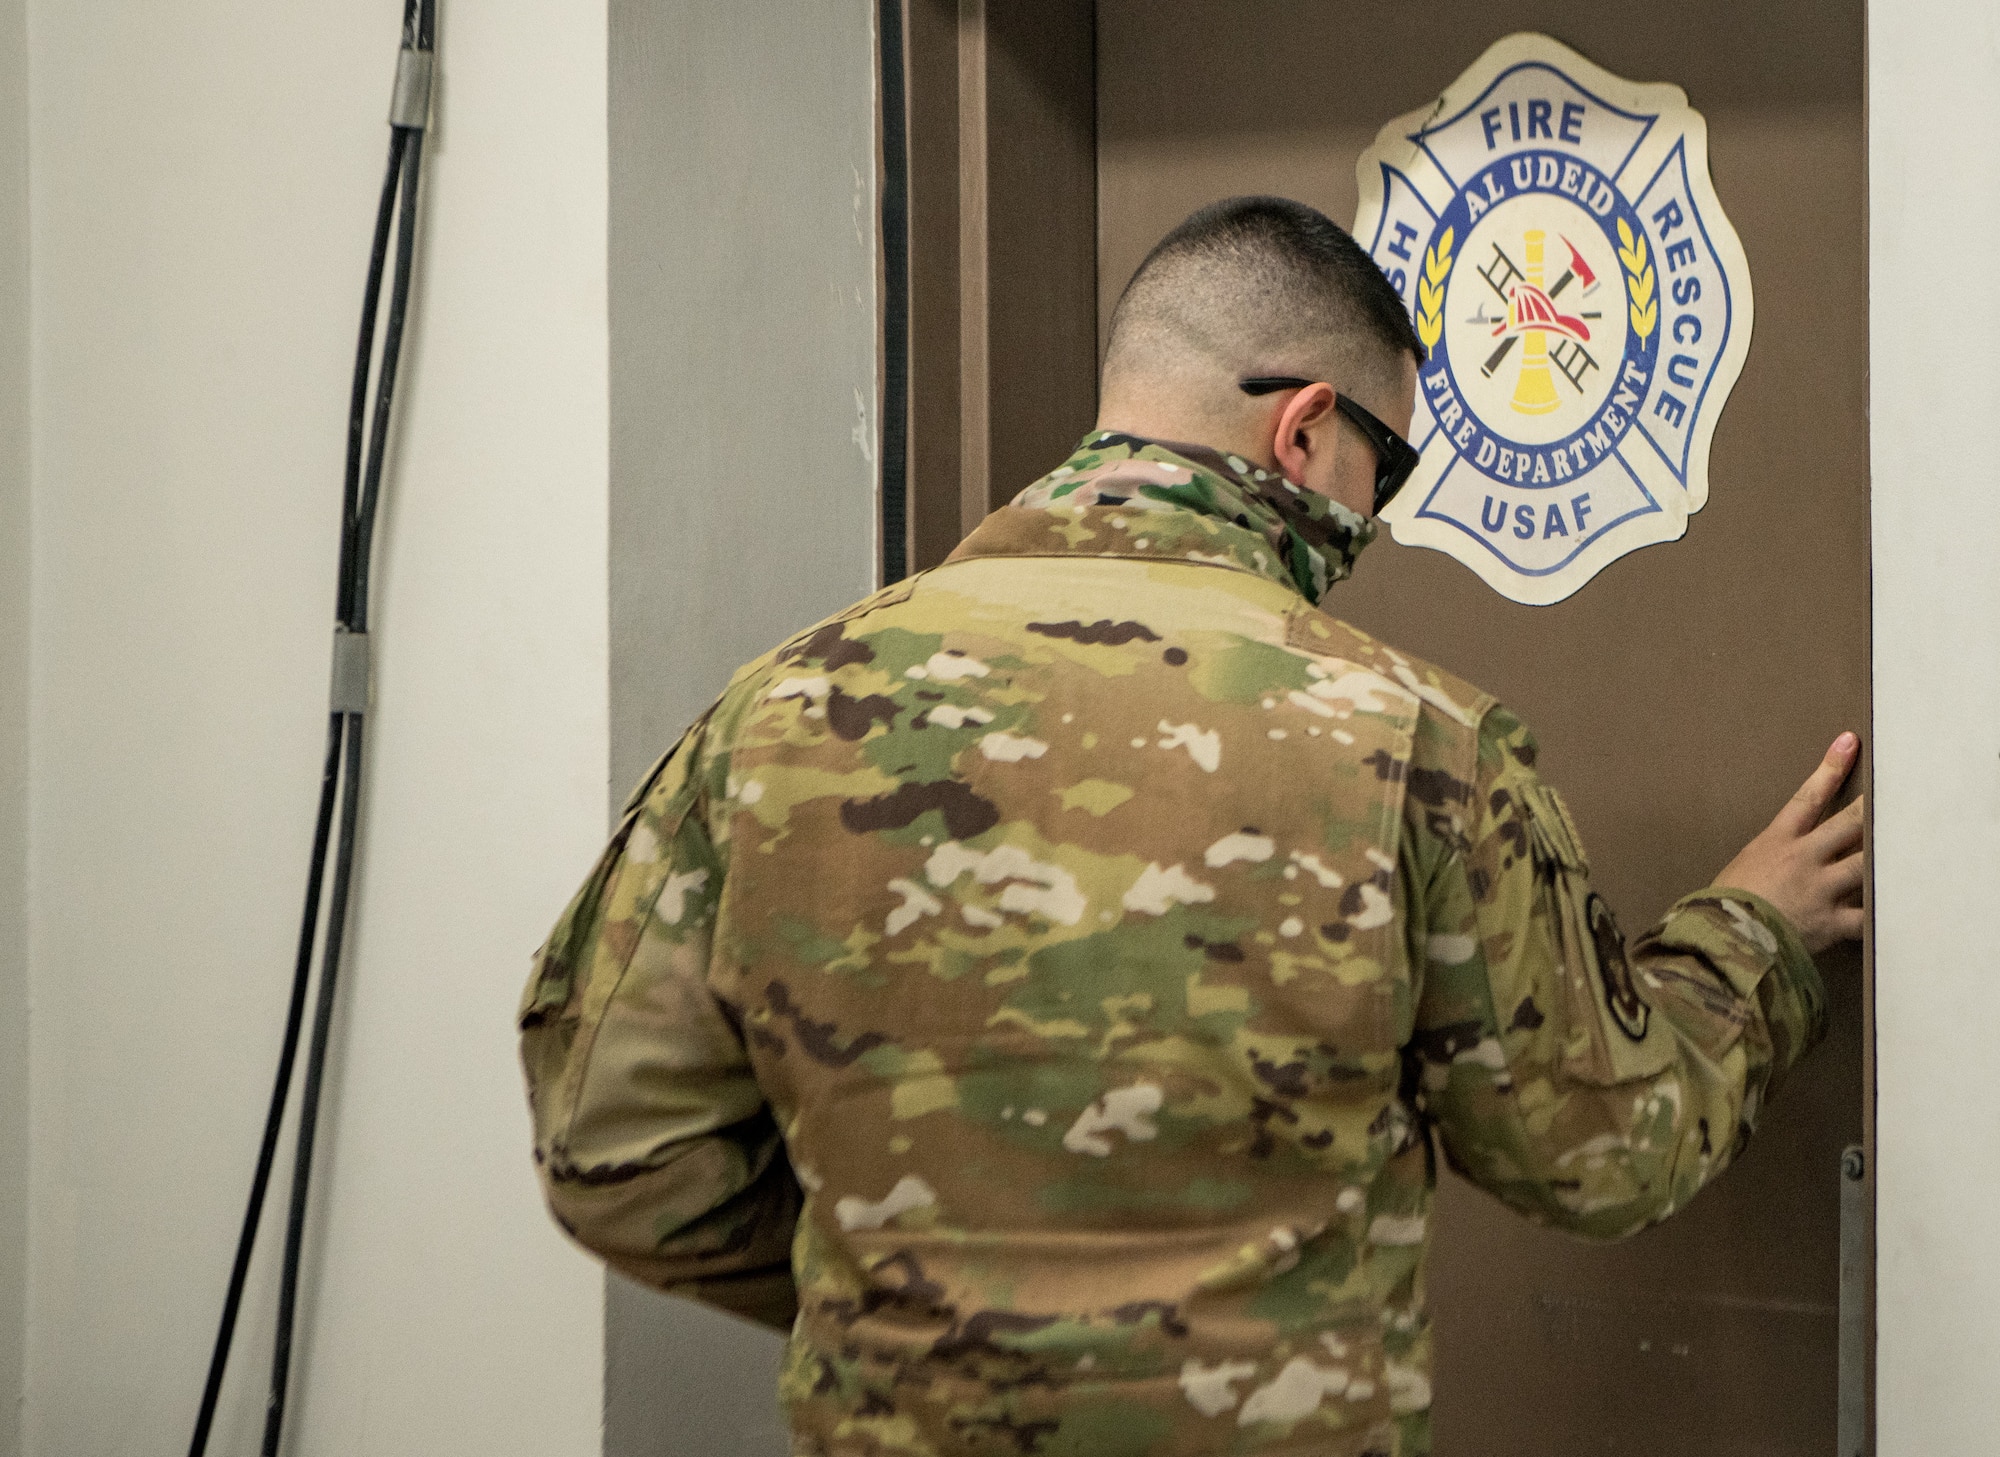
[1871,4,2000,1451]
[23,3,606,1453]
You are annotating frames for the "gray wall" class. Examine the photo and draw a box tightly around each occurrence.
[607,1,878,1452]
[0,0,26,1446]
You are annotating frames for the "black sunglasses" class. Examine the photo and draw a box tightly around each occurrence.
[1239,376,1421,515]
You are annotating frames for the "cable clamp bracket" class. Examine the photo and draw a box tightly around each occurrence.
[330,628,371,715]
[389,46,434,130]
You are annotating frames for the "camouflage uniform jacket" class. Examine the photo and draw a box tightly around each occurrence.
[519,432,1826,1457]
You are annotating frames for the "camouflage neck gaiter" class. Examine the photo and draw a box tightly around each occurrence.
[1009,431,1377,606]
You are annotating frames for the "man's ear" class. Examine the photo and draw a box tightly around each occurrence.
[1271,382,1337,484]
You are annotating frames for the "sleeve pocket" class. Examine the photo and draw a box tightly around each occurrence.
[1522,785,1678,1086]
[519,811,636,1031]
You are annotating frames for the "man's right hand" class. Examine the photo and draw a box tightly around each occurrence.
[1712,732,1867,953]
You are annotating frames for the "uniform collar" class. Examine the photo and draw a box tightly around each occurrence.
[946,431,1377,606]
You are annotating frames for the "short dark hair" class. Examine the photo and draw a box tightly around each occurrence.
[1103,196,1424,395]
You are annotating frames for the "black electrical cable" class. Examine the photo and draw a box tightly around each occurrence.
[335,128,409,627]
[185,3,432,1452]
[260,121,425,1457]
[348,135,424,633]
[260,723,364,1456]
[183,717,342,1457]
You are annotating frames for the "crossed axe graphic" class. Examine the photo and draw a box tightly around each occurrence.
[1480,235,1599,378]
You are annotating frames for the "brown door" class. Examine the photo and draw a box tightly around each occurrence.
[899,3,1869,1451]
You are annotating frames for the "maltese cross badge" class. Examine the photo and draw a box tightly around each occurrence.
[1355,33,1753,604]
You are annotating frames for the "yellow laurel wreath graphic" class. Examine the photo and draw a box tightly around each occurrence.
[1617,218,1657,342]
[1415,227,1454,352]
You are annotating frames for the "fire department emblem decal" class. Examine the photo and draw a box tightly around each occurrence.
[1355,34,1752,604]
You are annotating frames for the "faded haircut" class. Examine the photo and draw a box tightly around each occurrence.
[1102,196,1424,399]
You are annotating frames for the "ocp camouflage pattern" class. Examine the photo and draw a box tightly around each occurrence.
[520,434,1826,1457]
